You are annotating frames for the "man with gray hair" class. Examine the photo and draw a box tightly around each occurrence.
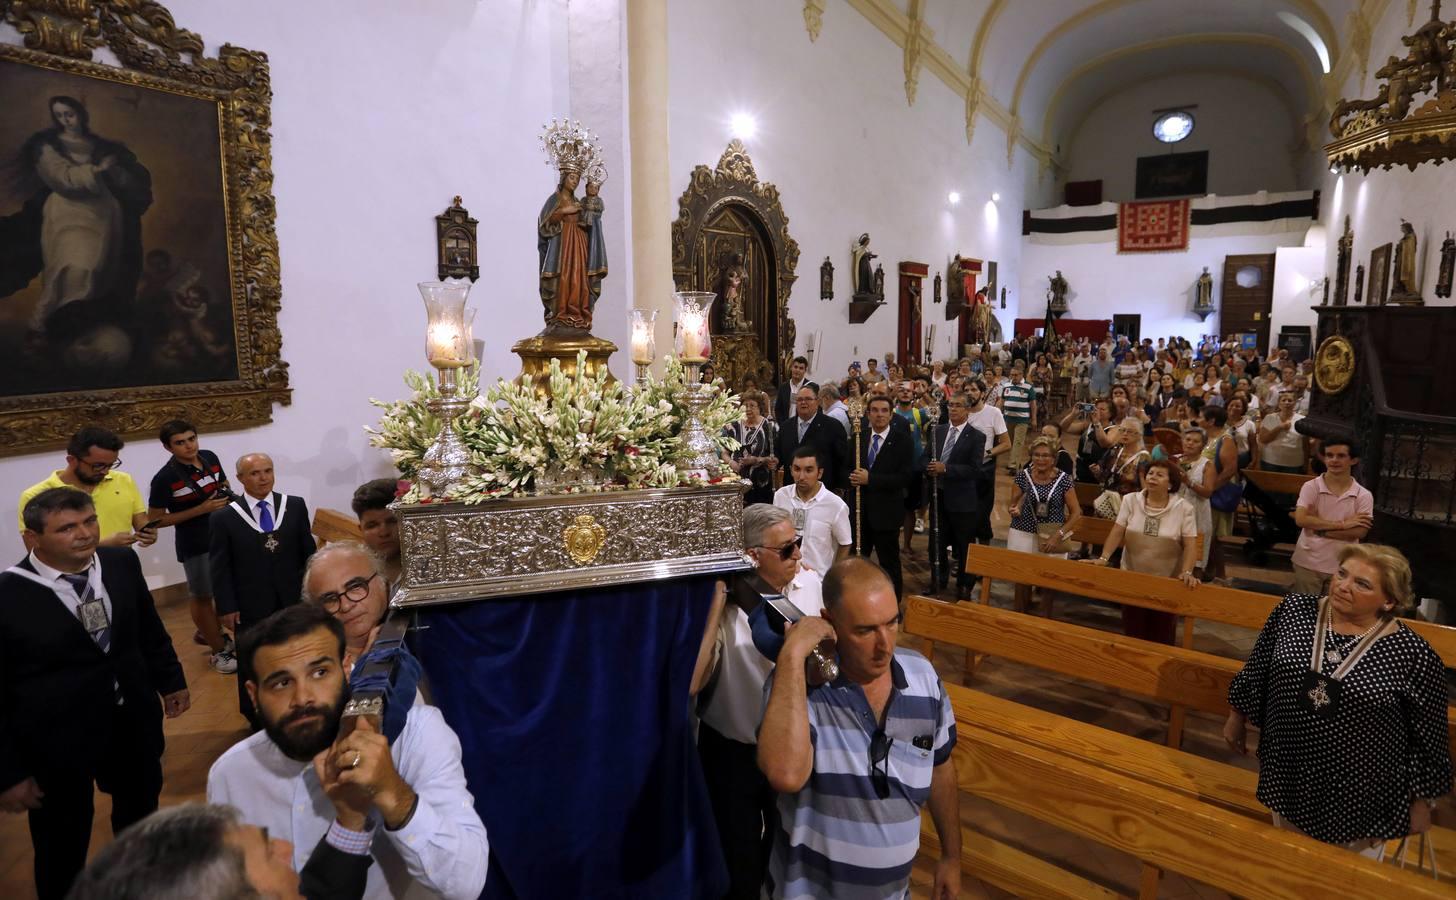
[66,802,374,900]
[209,452,316,724]
[694,503,823,900]
[303,540,391,672]
[817,383,849,432]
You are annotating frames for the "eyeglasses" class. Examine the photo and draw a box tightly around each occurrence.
[754,536,802,561]
[80,457,121,471]
[315,572,379,613]
[869,729,892,799]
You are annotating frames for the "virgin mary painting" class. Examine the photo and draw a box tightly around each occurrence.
[0,95,152,355]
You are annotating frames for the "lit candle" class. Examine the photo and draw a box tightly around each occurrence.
[680,309,707,362]
[428,322,466,367]
[630,318,654,365]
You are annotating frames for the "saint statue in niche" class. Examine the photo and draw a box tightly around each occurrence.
[1437,231,1454,299]
[1195,267,1214,310]
[718,251,752,333]
[1390,219,1420,300]
[537,121,607,333]
[852,233,877,298]
[1047,270,1069,310]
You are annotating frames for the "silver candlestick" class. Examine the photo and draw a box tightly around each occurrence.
[675,361,724,476]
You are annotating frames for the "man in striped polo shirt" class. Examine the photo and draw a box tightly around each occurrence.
[999,364,1037,473]
[757,558,960,899]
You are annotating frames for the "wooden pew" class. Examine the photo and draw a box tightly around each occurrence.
[934,697,1452,899]
[312,507,362,546]
[1073,481,1103,511]
[905,597,1456,887]
[1242,467,1315,497]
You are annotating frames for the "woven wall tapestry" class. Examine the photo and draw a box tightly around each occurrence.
[1117,199,1190,252]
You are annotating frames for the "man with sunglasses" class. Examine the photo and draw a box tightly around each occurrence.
[695,504,823,900]
[757,558,959,900]
[17,426,156,549]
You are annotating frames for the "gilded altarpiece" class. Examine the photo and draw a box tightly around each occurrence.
[671,141,799,390]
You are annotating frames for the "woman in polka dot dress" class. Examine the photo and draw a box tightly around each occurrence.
[1224,544,1451,853]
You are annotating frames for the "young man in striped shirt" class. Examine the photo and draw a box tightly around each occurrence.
[998,364,1037,474]
[757,558,960,899]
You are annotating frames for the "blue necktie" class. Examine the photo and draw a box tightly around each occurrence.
[62,572,111,653]
[257,499,275,532]
[868,433,882,467]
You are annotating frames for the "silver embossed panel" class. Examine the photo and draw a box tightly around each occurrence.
[392,483,750,607]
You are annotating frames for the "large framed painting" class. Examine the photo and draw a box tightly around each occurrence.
[1135,150,1209,199]
[0,2,289,456]
[1368,243,1392,306]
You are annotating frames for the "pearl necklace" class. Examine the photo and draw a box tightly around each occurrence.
[1324,618,1383,666]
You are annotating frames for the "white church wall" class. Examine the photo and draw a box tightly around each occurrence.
[1269,240,1326,353]
[1018,227,1311,346]
[1061,72,1306,202]
[1317,2,1456,313]
[666,0,1053,383]
[0,0,577,581]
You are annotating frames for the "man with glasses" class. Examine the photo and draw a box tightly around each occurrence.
[17,426,156,549]
[694,504,823,900]
[303,541,393,673]
[776,385,849,493]
[757,558,960,900]
[210,453,316,724]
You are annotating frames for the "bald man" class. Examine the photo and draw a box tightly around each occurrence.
[209,453,316,723]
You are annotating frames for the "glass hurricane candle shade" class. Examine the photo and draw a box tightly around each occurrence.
[629,308,657,388]
[419,279,473,368]
[673,291,716,363]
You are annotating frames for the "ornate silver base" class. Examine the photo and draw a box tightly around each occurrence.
[417,368,476,498]
[392,482,751,607]
[676,361,726,477]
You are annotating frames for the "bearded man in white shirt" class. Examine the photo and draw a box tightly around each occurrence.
[209,604,489,900]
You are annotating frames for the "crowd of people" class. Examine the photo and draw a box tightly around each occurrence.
[0,324,1448,898]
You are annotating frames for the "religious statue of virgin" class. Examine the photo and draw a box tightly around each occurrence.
[538,120,607,333]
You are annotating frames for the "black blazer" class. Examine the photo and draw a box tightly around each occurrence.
[0,548,186,790]
[210,492,316,623]
[777,412,849,492]
[853,427,913,530]
[932,422,987,513]
[774,379,819,425]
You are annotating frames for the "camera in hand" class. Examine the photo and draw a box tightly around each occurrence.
[760,595,839,683]
[1077,402,1095,414]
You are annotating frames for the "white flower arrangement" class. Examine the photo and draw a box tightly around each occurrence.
[367,351,742,504]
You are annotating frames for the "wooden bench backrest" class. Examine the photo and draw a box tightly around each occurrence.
[312,507,362,546]
[945,691,1453,899]
[1073,481,1103,509]
[905,595,1238,715]
[1242,467,1314,496]
[961,543,1456,669]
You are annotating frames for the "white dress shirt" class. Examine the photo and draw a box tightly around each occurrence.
[773,483,851,575]
[24,550,110,623]
[208,703,489,900]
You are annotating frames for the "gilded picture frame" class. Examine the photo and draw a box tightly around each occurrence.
[0,1,289,456]
[1368,243,1392,306]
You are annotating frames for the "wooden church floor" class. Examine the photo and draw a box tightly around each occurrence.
[0,474,1289,898]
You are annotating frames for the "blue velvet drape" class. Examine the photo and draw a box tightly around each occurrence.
[416,575,727,900]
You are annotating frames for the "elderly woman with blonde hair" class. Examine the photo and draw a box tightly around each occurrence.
[1225,544,1451,855]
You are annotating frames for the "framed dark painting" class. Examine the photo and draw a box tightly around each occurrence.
[1368,243,1392,306]
[1135,150,1209,199]
[0,2,289,456]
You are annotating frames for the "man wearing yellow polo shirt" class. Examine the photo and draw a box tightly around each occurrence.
[17,427,156,549]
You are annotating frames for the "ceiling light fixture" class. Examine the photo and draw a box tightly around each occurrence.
[730,112,758,140]
[991,192,1001,202]
[947,191,961,205]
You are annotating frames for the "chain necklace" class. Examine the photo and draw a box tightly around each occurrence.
[1323,617,1382,666]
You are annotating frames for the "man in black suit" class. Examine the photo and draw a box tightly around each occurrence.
[777,385,849,492]
[210,452,315,722]
[0,488,189,900]
[848,395,912,595]
[773,356,817,424]
[928,392,987,600]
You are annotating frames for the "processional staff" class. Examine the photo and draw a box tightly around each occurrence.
[925,399,942,592]
[846,396,864,555]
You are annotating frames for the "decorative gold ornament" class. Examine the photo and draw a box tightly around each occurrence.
[1326,3,1456,173]
[563,513,608,564]
[512,333,618,399]
[1314,335,1356,396]
[0,1,289,457]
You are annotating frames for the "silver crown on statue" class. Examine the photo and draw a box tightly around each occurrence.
[540,118,601,176]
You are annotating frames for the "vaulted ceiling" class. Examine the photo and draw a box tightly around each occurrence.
[813,0,1390,170]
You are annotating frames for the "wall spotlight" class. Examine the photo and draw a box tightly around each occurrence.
[947,191,961,205]
[730,112,758,141]
[1329,164,1339,174]
[991,192,1001,202]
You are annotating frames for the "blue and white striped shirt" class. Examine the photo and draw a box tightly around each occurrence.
[761,649,955,900]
